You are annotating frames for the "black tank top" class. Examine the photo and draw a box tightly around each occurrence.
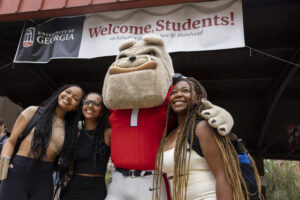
[74,129,110,175]
[188,117,204,157]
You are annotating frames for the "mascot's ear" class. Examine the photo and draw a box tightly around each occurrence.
[143,34,164,46]
[119,39,137,51]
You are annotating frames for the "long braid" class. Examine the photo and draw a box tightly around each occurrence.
[244,145,264,200]
[213,133,248,200]
[154,77,262,200]
[172,107,191,199]
[153,104,171,200]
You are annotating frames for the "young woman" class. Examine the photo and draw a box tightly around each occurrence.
[153,77,262,200]
[0,85,84,200]
[61,92,111,200]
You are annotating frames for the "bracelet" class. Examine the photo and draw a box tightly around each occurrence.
[0,156,11,180]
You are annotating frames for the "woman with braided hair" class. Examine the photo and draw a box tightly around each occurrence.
[153,76,262,200]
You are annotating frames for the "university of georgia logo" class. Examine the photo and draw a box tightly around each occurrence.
[23,27,35,47]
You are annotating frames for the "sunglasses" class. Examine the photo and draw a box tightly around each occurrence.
[83,99,101,107]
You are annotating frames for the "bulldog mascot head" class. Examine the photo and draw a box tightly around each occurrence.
[103,34,173,109]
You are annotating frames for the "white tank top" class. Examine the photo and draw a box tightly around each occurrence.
[162,147,217,200]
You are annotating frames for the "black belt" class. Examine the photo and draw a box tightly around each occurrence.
[116,167,153,177]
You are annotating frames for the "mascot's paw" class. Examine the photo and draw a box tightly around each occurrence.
[200,99,234,136]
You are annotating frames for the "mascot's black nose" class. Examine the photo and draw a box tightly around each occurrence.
[129,56,136,62]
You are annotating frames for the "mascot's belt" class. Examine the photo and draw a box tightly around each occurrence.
[116,167,153,177]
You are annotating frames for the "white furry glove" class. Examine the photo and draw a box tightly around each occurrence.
[0,156,10,180]
[200,99,234,136]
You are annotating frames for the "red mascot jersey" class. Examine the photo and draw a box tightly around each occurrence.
[109,87,174,170]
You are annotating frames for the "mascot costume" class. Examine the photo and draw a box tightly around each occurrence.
[103,35,233,200]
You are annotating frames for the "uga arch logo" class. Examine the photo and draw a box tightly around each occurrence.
[23,27,35,47]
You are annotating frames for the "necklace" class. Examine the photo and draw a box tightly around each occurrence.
[84,129,94,139]
[53,116,65,128]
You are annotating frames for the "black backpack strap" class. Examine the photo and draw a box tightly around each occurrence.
[13,106,44,156]
[188,117,204,157]
[230,133,246,154]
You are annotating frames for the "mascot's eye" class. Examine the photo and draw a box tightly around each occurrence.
[118,55,127,59]
[147,51,156,56]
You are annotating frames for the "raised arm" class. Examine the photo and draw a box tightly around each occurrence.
[0,106,37,180]
[196,120,233,200]
[1,106,37,157]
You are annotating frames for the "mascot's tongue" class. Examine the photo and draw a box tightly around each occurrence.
[109,60,157,75]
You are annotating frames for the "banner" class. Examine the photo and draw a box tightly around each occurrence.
[15,16,86,63]
[14,0,244,63]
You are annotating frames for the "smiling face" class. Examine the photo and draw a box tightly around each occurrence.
[102,34,174,109]
[57,86,83,112]
[82,93,103,120]
[170,80,197,115]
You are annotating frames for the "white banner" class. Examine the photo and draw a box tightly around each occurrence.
[79,0,244,58]
[14,0,244,63]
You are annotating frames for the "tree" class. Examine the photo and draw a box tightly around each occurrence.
[264,160,300,200]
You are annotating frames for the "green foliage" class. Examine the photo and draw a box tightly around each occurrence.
[105,171,111,188]
[264,160,300,200]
